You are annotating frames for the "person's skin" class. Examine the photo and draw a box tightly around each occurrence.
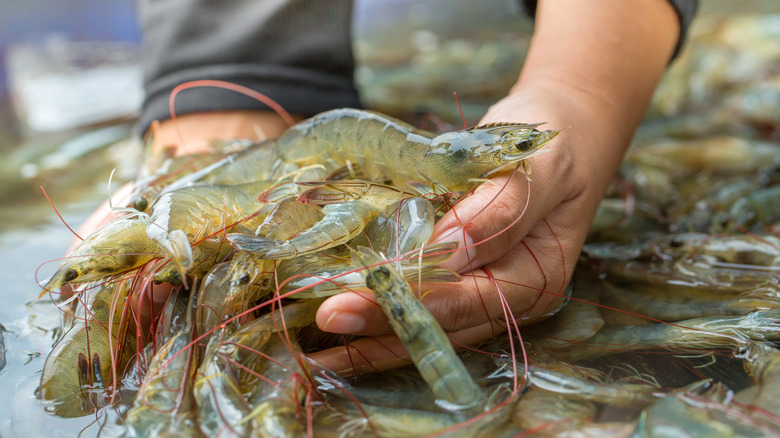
[309,0,680,372]
[68,0,679,373]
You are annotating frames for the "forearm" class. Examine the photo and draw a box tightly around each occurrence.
[492,0,679,190]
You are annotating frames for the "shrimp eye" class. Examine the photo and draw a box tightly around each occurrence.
[64,269,79,282]
[669,237,684,248]
[133,197,149,212]
[239,273,250,284]
[515,139,532,151]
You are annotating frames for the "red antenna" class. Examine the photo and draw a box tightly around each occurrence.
[41,186,83,241]
[453,92,468,129]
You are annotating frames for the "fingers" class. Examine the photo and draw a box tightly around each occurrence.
[315,214,579,337]
[431,150,574,274]
[310,231,574,375]
[315,290,383,334]
[426,228,572,333]
[308,319,501,375]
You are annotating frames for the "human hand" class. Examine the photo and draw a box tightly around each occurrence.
[308,0,678,375]
[309,83,621,374]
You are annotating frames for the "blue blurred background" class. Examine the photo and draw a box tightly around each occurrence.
[0,0,140,94]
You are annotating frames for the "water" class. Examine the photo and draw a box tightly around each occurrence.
[0,124,134,437]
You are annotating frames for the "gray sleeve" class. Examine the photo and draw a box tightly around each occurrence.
[520,0,699,60]
[139,0,361,135]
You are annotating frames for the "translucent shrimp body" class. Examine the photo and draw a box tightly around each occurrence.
[355,247,486,414]
[43,216,161,292]
[38,278,133,418]
[146,181,273,272]
[224,198,324,306]
[275,108,559,192]
[118,289,199,437]
[228,181,413,260]
[194,300,321,437]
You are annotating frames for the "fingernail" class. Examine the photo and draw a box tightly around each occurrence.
[322,311,366,334]
[431,227,475,273]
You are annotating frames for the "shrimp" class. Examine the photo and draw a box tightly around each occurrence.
[585,232,780,267]
[354,246,486,414]
[194,299,321,438]
[274,108,559,192]
[117,288,199,437]
[131,137,291,212]
[154,138,295,198]
[42,215,162,293]
[638,380,778,437]
[710,185,780,233]
[511,387,600,435]
[278,244,461,299]
[151,233,238,286]
[129,151,230,212]
[587,255,779,296]
[647,233,780,267]
[319,386,516,438]
[669,177,758,232]
[523,365,656,407]
[224,198,324,309]
[600,280,780,321]
[146,180,274,273]
[320,397,461,438]
[38,276,133,418]
[246,333,309,438]
[277,195,457,298]
[277,196,456,298]
[739,342,780,417]
[228,180,414,260]
[564,310,780,361]
[525,274,604,350]
[349,197,436,260]
[194,262,239,350]
[625,136,780,176]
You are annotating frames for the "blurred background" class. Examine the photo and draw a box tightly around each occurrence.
[1,0,140,135]
[0,1,778,435]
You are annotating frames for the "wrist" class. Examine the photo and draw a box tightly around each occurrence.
[482,84,628,207]
[142,110,302,160]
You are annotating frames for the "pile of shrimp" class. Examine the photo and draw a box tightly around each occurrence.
[34,13,780,434]
[36,105,565,436]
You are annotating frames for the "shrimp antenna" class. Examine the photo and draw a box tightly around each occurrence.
[453,91,468,130]
[40,185,83,241]
[107,168,148,220]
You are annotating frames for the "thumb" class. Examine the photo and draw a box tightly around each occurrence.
[430,167,562,273]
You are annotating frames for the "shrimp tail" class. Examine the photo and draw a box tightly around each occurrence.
[296,180,372,205]
[156,229,194,271]
[325,162,365,180]
[227,234,295,259]
[257,182,303,204]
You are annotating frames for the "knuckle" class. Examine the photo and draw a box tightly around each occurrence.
[428,287,491,333]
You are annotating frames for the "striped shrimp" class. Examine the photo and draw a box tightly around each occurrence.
[274,108,559,193]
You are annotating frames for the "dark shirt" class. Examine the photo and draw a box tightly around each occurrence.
[139,0,698,134]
